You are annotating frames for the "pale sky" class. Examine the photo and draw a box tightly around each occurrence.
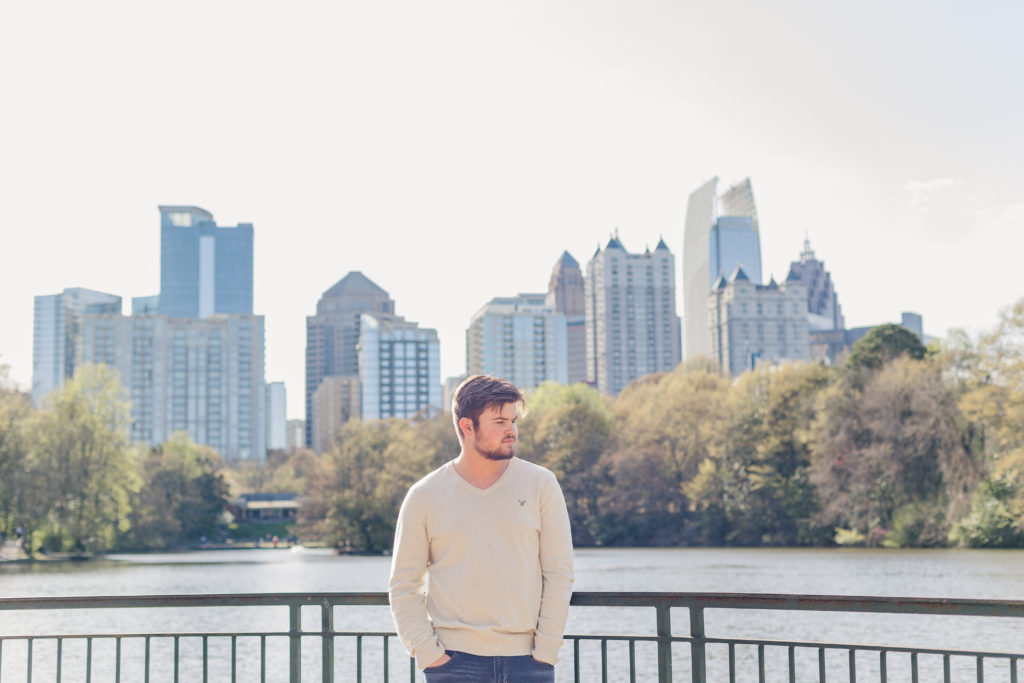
[2,1,1022,419]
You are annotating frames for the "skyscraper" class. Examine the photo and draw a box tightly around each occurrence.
[466,293,568,389]
[158,205,253,318]
[683,177,762,360]
[546,251,587,385]
[786,237,845,331]
[32,287,122,407]
[584,235,681,395]
[305,271,396,446]
[109,313,266,459]
[35,205,268,461]
[358,313,441,420]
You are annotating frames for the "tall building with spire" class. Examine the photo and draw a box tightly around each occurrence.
[305,271,396,447]
[546,251,587,384]
[584,234,681,395]
[786,237,845,331]
[683,177,762,360]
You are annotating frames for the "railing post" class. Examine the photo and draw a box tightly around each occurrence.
[690,605,706,683]
[656,604,673,683]
[321,598,334,683]
[289,602,302,683]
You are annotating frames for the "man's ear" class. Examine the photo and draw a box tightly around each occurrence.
[459,416,474,439]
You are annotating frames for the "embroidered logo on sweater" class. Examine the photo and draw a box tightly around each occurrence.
[518,499,526,506]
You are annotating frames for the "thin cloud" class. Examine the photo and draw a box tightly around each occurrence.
[904,178,962,213]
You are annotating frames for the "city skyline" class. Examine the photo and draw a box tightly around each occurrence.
[2,2,1022,418]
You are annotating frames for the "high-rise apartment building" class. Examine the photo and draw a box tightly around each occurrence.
[158,205,253,318]
[358,313,441,420]
[286,419,305,450]
[584,235,681,395]
[442,375,467,415]
[546,251,587,385]
[305,271,396,446]
[466,293,568,390]
[683,177,762,360]
[311,375,361,453]
[76,308,267,460]
[266,382,288,451]
[785,237,845,332]
[32,288,122,407]
[34,205,267,460]
[709,267,809,376]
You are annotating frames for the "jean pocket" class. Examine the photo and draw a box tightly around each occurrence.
[424,650,457,671]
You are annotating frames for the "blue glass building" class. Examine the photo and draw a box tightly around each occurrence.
[710,215,762,287]
[158,205,253,318]
[683,177,763,359]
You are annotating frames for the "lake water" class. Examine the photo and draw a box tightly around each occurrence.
[2,547,1023,681]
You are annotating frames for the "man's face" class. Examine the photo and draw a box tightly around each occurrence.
[469,402,518,461]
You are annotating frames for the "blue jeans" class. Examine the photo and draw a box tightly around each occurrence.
[423,650,555,682]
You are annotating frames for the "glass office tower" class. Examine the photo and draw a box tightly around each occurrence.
[158,205,253,318]
[682,177,762,360]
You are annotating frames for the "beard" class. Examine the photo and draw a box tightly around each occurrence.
[479,441,515,461]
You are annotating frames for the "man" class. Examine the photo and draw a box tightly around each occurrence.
[389,375,575,682]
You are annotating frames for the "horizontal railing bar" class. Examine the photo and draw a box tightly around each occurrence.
[0,632,294,640]
[3,592,1024,618]
[568,633,1024,661]
[703,636,1024,660]
[10,629,1016,668]
[569,592,1024,617]
[1,630,422,640]
[567,634,688,643]
[0,593,391,611]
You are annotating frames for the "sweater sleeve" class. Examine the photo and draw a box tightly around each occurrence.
[531,472,575,664]
[388,487,446,670]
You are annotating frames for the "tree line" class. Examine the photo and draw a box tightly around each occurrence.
[0,364,229,555]
[299,302,1024,552]
[5,300,1024,555]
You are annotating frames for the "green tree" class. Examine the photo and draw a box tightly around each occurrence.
[0,363,31,538]
[845,323,927,375]
[949,479,1024,547]
[810,356,977,546]
[225,447,322,496]
[313,419,421,552]
[26,364,139,553]
[123,432,229,549]
[517,382,614,545]
[953,299,1024,544]
[688,363,831,546]
[607,361,730,545]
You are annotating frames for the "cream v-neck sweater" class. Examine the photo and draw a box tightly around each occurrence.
[389,457,575,669]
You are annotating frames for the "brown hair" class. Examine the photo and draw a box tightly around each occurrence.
[452,375,525,443]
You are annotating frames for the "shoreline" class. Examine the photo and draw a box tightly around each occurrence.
[0,541,334,565]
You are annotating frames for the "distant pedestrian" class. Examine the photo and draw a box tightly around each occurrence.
[389,375,574,682]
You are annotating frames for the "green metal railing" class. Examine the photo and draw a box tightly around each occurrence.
[2,591,1023,682]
